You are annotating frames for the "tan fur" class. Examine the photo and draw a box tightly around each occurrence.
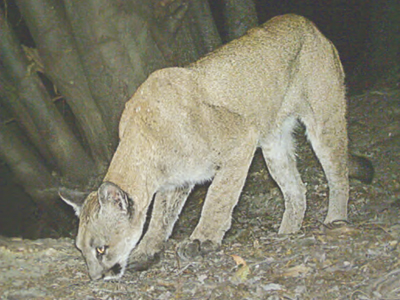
[61,14,365,280]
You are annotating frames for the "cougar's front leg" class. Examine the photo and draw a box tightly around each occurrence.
[178,133,257,259]
[128,185,193,270]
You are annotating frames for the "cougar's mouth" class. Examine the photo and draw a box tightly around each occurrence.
[110,263,122,275]
[102,263,123,281]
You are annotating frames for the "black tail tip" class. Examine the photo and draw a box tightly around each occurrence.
[349,154,374,184]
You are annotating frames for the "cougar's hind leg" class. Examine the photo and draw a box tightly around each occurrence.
[261,117,307,234]
[302,111,349,224]
[300,36,349,224]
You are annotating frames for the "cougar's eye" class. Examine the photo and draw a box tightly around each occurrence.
[96,245,108,256]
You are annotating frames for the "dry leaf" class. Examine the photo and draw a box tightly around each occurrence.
[231,255,251,282]
[231,254,247,266]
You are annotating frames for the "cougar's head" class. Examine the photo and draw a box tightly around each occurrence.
[60,182,145,280]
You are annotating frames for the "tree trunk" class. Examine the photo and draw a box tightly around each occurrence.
[0,70,54,165]
[0,119,57,203]
[0,9,95,184]
[223,0,258,41]
[0,111,75,237]
[188,0,222,55]
[15,0,113,168]
[63,0,146,145]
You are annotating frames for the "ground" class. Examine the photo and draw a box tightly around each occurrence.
[0,88,399,300]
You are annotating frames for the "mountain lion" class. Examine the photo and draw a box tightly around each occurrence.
[60,14,373,280]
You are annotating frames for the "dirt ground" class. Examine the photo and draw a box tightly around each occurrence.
[0,88,399,300]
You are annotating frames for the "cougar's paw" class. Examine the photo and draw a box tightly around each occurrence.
[127,252,161,272]
[177,239,219,260]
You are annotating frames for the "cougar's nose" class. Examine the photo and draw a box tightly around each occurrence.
[87,262,104,281]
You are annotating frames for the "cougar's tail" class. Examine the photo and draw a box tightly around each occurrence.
[348,154,374,184]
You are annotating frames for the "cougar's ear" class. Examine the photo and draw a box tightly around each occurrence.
[98,182,130,214]
[59,188,89,217]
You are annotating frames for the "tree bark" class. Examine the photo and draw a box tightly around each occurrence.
[0,9,95,183]
[15,0,113,168]
[63,0,144,144]
[189,0,222,55]
[0,70,54,165]
[0,111,75,237]
[223,0,258,41]
[149,0,221,65]
[0,119,57,203]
